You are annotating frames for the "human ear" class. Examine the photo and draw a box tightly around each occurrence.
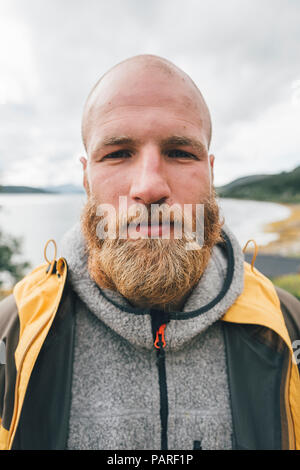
[80,156,89,194]
[209,154,215,184]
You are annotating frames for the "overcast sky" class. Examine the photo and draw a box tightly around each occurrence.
[0,0,299,187]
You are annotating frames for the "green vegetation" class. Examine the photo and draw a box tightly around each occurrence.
[0,230,30,297]
[217,166,300,203]
[0,184,31,298]
[272,274,300,300]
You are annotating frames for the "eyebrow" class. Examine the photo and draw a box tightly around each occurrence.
[100,135,139,147]
[160,136,208,155]
[90,136,138,157]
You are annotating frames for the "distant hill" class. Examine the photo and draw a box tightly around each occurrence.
[2,167,299,202]
[218,174,270,191]
[0,185,51,194]
[216,166,300,203]
[0,184,84,194]
[44,184,85,194]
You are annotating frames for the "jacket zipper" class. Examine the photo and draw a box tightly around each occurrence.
[154,323,168,450]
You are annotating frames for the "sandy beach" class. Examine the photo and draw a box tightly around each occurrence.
[255,203,300,257]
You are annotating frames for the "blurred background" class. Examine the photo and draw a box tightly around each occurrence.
[0,0,299,298]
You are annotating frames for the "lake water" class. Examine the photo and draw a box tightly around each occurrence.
[0,194,291,270]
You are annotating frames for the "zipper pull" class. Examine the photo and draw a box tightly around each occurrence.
[154,324,167,353]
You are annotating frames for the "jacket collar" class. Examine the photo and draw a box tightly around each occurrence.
[60,223,244,352]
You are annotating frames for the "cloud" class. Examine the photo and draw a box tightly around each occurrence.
[214,94,300,182]
[1,0,299,187]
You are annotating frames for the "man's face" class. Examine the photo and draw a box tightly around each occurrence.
[80,61,222,311]
[82,65,214,218]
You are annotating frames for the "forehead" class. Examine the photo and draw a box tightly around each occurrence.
[83,64,210,151]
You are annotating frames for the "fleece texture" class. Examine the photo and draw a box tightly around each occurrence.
[60,222,244,450]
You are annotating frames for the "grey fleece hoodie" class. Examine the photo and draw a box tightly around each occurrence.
[60,223,244,450]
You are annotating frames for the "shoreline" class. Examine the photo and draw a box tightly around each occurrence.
[255,203,300,257]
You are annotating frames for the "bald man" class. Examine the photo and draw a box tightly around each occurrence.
[1,55,300,451]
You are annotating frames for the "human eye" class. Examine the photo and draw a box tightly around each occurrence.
[101,149,132,161]
[167,149,198,160]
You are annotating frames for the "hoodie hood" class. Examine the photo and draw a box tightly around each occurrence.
[59,222,244,352]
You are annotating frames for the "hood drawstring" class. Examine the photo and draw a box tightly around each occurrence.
[243,239,258,273]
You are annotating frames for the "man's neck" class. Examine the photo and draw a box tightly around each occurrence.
[127,290,192,313]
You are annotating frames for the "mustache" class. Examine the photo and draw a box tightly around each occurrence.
[95,199,213,225]
[119,204,186,228]
[81,191,222,244]
[94,201,206,243]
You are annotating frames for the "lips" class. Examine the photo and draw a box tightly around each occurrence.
[128,223,174,238]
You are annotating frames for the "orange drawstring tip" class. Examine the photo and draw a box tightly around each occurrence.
[154,324,167,349]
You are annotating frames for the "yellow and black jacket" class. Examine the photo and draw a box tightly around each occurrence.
[1,249,300,450]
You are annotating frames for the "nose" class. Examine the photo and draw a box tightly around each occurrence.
[129,145,171,205]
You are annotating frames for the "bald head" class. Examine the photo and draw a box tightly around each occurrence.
[81,54,212,153]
